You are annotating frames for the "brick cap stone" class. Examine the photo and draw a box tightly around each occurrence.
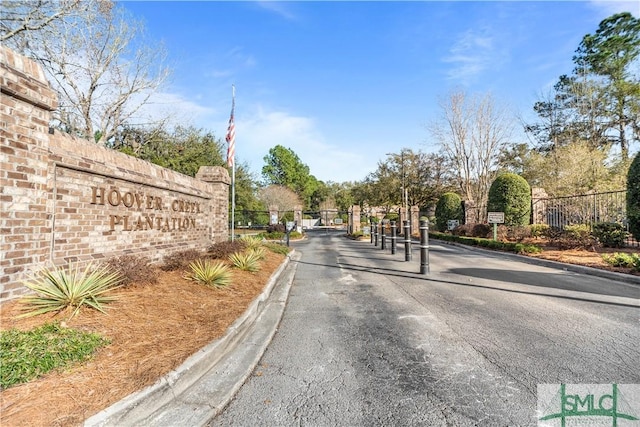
[196,166,231,185]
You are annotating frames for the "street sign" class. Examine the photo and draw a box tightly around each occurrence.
[487,212,505,224]
[447,220,459,230]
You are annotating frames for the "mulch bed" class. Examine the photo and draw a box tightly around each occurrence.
[0,252,285,427]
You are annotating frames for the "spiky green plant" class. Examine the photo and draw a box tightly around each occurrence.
[186,259,232,288]
[229,251,261,272]
[19,263,122,319]
[239,235,263,251]
[249,246,267,260]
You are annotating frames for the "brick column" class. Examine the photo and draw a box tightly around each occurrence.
[1,46,58,301]
[195,166,230,243]
[350,205,361,233]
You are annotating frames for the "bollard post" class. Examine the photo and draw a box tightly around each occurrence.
[404,220,412,261]
[370,221,374,244]
[381,222,386,250]
[390,221,397,255]
[374,222,378,246]
[420,219,430,274]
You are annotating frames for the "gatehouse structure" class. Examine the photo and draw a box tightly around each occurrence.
[0,47,230,302]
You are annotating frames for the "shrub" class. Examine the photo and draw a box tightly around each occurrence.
[229,251,261,272]
[258,231,285,240]
[239,235,263,251]
[435,192,464,232]
[0,323,109,389]
[506,226,532,242]
[592,222,627,248]
[602,252,640,270]
[472,223,492,238]
[19,263,122,319]
[549,224,595,249]
[161,249,203,271]
[487,173,531,226]
[530,224,550,238]
[263,242,290,255]
[186,259,232,288]
[207,240,247,259]
[627,152,640,241]
[267,223,286,233]
[105,255,158,286]
[452,223,474,236]
[249,246,267,260]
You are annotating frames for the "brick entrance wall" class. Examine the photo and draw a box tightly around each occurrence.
[1,47,230,302]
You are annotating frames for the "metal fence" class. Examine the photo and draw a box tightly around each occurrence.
[532,190,638,247]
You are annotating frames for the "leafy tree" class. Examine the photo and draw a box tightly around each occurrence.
[4,0,170,145]
[573,12,640,160]
[628,152,640,240]
[114,125,224,177]
[262,145,319,210]
[519,141,627,196]
[435,192,464,232]
[527,13,639,159]
[487,173,531,226]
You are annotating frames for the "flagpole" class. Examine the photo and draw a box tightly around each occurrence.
[226,84,236,241]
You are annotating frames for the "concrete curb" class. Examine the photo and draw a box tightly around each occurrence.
[84,251,300,427]
[430,239,640,286]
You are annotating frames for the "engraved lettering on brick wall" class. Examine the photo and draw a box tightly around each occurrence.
[90,186,202,232]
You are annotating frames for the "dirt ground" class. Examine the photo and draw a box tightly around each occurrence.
[0,251,285,427]
[1,241,638,427]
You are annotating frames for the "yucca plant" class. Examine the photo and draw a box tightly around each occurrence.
[249,246,267,260]
[239,235,263,251]
[186,259,232,288]
[19,263,123,319]
[229,251,261,272]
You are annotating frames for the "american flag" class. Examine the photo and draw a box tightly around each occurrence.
[226,88,235,168]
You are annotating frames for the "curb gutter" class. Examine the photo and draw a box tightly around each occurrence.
[85,251,300,427]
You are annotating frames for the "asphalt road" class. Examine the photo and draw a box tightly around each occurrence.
[211,230,640,427]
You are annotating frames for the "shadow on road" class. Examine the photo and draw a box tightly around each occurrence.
[293,258,640,309]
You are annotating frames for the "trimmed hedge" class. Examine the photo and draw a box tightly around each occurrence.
[435,192,464,232]
[628,152,640,241]
[429,231,542,254]
[487,173,531,226]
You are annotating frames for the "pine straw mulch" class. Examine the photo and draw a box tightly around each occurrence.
[0,251,286,427]
[520,240,640,276]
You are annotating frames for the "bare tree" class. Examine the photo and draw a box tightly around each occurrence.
[257,185,302,219]
[0,0,82,44]
[429,89,513,222]
[3,0,170,145]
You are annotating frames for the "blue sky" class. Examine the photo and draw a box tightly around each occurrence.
[122,1,639,183]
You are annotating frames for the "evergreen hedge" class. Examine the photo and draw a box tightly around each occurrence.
[628,152,640,241]
[435,192,464,232]
[487,173,531,226]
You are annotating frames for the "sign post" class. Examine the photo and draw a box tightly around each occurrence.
[487,212,505,241]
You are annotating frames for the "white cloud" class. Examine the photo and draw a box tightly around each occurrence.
[132,91,217,127]
[255,1,298,20]
[443,27,503,84]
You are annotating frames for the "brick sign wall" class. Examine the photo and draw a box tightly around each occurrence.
[0,47,230,302]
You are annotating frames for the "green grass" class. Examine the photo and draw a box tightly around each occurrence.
[0,323,109,389]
